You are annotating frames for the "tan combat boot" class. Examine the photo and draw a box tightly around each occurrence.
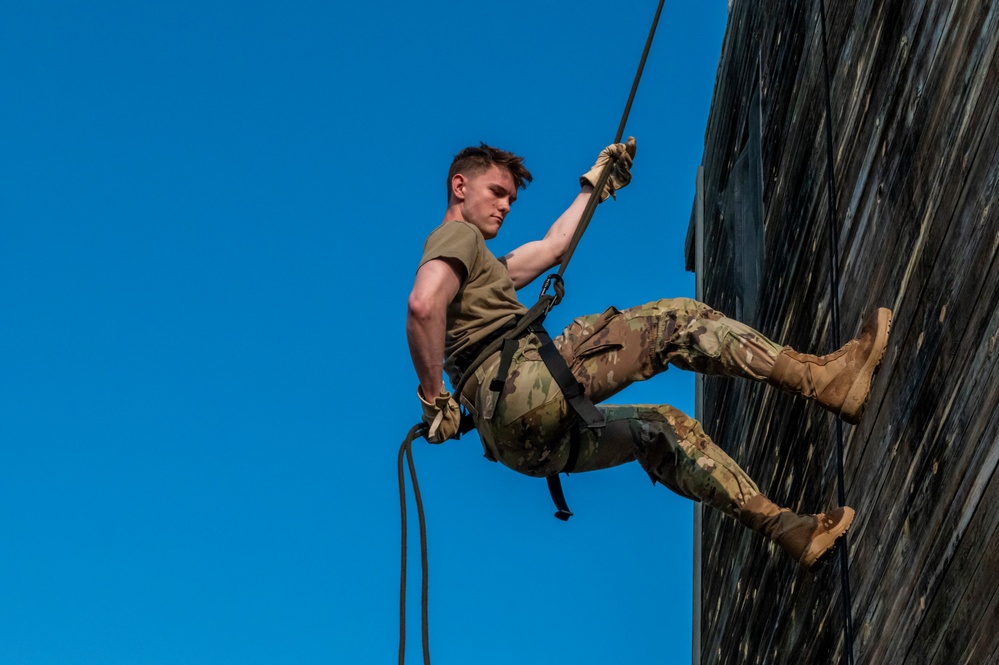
[769,307,892,424]
[738,494,855,572]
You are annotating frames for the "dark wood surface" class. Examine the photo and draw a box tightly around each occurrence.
[692,1,999,663]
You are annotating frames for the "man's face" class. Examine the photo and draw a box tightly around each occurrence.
[453,164,517,239]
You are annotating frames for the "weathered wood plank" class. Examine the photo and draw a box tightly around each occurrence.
[911,402,999,663]
[693,0,999,663]
[848,53,999,664]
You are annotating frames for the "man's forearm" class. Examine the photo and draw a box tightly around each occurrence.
[407,258,464,398]
[504,185,593,289]
[407,307,446,399]
[542,185,594,258]
[506,137,635,287]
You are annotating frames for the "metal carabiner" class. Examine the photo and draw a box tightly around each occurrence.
[539,273,564,316]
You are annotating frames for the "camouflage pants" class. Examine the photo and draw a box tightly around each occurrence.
[468,298,784,520]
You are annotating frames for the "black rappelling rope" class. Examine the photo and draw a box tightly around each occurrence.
[558,0,666,276]
[398,424,430,665]
[816,1,856,663]
[397,1,667,662]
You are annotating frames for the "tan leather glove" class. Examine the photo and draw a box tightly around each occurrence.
[417,385,462,443]
[579,136,637,202]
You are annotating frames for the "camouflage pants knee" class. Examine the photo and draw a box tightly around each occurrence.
[470,298,783,519]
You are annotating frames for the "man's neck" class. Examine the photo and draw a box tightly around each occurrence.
[441,204,464,225]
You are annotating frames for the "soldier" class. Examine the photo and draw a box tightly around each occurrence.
[406,139,891,571]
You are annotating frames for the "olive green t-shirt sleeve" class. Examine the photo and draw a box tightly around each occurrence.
[419,222,478,278]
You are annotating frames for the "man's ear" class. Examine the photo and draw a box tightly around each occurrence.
[450,173,466,202]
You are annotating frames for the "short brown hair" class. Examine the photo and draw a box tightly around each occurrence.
[446,143,532,202]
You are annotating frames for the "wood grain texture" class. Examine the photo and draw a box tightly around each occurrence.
[691,1,999,663]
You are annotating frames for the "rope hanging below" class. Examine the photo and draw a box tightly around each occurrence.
[398,424,430,665]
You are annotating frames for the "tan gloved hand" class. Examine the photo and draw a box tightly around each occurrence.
[579,136,637,202]
[417,385,462,443]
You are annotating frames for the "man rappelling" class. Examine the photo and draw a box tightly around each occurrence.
[406,140,891,571]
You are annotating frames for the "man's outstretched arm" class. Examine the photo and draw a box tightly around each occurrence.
[502,185,595,289]
[407,257,464,399]
[503,137,636,290]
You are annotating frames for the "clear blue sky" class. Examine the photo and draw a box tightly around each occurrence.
[1,2,728,663]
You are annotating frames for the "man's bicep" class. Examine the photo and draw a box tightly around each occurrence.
[502,240,557,290]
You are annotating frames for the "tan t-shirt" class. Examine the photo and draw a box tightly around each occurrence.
[419,220,527,380]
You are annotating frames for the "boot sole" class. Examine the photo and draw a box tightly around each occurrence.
[800,506,855,572]
[841,308,892,424]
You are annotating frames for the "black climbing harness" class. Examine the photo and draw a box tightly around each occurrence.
[398,2,667,662]
[450,273,607,521]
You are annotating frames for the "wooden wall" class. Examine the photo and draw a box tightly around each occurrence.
[690,1,999,662]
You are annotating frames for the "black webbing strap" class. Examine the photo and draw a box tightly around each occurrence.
[532,326,605,430]
[546,474,574,521]
[471,336,520,421]
[534,324,604,521]
[547,425,585,521]
[488,338,519,394]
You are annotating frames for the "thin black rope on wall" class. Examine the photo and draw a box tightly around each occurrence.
[816,1,856,663]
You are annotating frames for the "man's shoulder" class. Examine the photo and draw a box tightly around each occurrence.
[420,220,491,273]
[422,220,488,258]
[426,220,483,243]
